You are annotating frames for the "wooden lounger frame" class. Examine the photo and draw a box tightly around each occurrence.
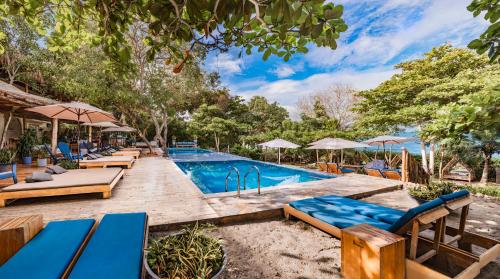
[284,196,499,279]
[112,151,140,159]
[61,221,98,279]
[382,170,402,180]
[0,169,124,207]
[365,168,385,178]
[79,159,135,169]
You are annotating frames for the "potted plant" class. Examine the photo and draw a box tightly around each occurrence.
[33,147,49,167]
[408,181,457,204]
[18,129,36,165]
[146,223,226,279]
[0,148,16,172]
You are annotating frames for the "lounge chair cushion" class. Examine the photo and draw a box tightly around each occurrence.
[388,198,444,233]
[46,165,68,174]
[0,219,95,279]
[341,168,355,173]
[94,154,104,158]
[439,190,470,202]
[315,195,405,224]
[69,212,146,279]
[86,154,97,160]
[25,172,53,183]
[290,198,352,215]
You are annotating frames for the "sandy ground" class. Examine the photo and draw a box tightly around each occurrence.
[151,190,499,279]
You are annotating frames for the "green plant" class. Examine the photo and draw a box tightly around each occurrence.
[408,181,458,200]
[0,148,16,164]
[32,147,48,159]
[459,184,500,198]
[147,223,224,279]
[17,129,36,157]
[57,159,78,170]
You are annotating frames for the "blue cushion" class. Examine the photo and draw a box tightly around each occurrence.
[315,195,404,224]
[0,219,95,279]
[439,190,470,202]
[341,168,355,173]
[311,210,392,231]
[388,198,444,232]
[290,198,354,215]
[68,213,146,279]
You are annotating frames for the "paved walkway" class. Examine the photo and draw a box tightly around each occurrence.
[0,157,402,226]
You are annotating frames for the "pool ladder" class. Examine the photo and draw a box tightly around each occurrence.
[225,165,261,197]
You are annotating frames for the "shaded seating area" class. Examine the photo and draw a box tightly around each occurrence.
[284,190,499,278]
[58,142,84,161]
[326,162,354,174]
[0,168,124,207]
[79,156,135,169]
[0,212,148,278]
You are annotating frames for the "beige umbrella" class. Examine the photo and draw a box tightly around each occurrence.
[306,138,370,164]
[308,137,335,161]
[101,126,136,132]
[362,135,415,161]
[83,122,119,145]
[26,102,116,166]
[258,139,300,164]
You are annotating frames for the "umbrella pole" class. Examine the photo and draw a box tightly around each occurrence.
[316,149,319,163]
[341,149,344,165]
[383,142,386,164]
[278,147,281,164]
[77,113,81,168]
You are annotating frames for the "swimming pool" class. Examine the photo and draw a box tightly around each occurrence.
[170,149,333,194]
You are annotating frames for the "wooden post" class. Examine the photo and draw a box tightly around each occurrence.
[21,117,26,134]
[51,118,58,153]
[401,147,409,183]
[88,126,92,142]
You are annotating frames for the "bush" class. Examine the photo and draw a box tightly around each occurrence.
[0,149,16,164]
[408,181,457,200]
[460,184,500,198]
[58,159,78,170]
[32,147,48,159]
[147,223,224,279]
[230,144,262,160]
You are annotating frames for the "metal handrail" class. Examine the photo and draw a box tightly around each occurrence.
[225,166,241,197]
[243,165,261,194]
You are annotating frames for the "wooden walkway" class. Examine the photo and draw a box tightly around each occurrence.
[0,157,402,227]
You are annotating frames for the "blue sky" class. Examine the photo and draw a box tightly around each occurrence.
[203,0,487,119]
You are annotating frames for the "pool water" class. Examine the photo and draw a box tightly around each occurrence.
[175,159,333,194]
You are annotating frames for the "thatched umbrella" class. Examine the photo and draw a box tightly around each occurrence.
[26,102,116,166]
[258,139,300,164]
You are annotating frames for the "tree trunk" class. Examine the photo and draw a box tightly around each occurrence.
[214,132,219,152]
[150,112,166,148]
[162,116,168,148]
[0,112,13,148]
[480,151,491,184]
[429,141,435,175]
[137,129,153,154]
[420,141,429,174]
[438,145,445,180]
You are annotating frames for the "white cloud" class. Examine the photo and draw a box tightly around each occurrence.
[307,0,488,68]
[206,53,243,75]
[231,67,399,119]
[272,65,296,78]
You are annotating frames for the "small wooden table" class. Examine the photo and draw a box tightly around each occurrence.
[0,215,43,264]
[341,224,405,279]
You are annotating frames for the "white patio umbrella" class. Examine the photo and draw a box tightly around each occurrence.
[26,102,116,166]
[82,122,119,146]
[101,126,136,132]
[258,139,300,164]
[308,137,335,161]
[306,138,370,164]
[362,135,415,162]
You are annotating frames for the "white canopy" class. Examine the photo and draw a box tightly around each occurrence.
[258,139,300,149]
[362,135,415,146]
[102,126,136,133]
[308,137,335,146]
[306,138,370,150]
[258,139,299,164]
[82,121,118,128]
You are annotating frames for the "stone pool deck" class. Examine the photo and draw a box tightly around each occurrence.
[0,157,402,228]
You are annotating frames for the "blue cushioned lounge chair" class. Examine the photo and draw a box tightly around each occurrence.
[0,219,96,279]
[0,163,17,184]
[68,212,148,279]
[58,142,83,161]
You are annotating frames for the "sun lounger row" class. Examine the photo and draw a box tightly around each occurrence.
[0,168,124,207]
[0,212,148,279]
[365,167,402,180]
[317,162,354,174]
[284,190,500,278]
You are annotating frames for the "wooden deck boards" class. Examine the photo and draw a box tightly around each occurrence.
[0,157,402,227]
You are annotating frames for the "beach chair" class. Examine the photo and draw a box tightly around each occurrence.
[382,169,401,180]
[0,219,96,278]
[68,212,148,279]
[364,159,386,170]
[284,191,499,278]
[326,162,355,175]
[0,163,17,184]
[44,143,59,164]
[317,162,328,172]
[58,142,83,161]
[79,156,135,169]
[365,168,385,178]
[0,168,124,207]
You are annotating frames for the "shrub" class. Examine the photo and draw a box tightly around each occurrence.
[17,129,36,157]
[459,184,500,198]
[147,223,224,279]
[58,159,78,169]
[408,181,457,200]
[230,144,262,160]
[0,149,16,164]
[32,147,48,159]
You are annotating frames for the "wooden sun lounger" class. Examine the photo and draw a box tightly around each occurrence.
[111,150,140,159]
[79,156,135,169]
[0,168,124,207]
[284,193,499,279]
[121,147,142,152]
[382,169,402,180]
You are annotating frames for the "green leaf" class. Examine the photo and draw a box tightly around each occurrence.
[263,48,271,61]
